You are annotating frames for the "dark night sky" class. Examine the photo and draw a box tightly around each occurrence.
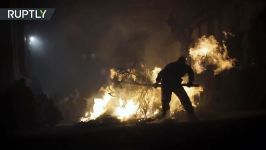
[27,0,221,97]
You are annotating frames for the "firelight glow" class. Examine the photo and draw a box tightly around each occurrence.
[189,35,235,75]
[80,35,236,122]
[80,66,203,122]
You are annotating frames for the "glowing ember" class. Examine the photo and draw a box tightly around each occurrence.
[189,35,235,75]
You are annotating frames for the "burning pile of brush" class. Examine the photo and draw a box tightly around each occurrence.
[80,34,235,122]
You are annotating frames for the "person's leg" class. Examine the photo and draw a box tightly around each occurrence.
[173,86,198,121]
[161,86,172,117]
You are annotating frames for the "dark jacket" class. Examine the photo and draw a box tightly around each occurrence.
[156,61,194,87]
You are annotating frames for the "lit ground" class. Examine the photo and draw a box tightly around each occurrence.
[6,112,266,150]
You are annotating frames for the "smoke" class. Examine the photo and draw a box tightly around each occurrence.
[27,1,187,123]
[97,4,181,69]
[32,1,184,99]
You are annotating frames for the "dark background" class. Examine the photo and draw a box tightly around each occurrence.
[1,0,266,149]
[1,0,266,132]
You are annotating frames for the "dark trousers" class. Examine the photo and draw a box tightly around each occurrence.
[161,84,196,119]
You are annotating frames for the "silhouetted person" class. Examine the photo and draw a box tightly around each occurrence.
[155,56,197,120]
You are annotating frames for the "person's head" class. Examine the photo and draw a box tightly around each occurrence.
[176,56,187,64]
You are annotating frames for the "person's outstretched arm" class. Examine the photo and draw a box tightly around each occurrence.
[155,70,164,84]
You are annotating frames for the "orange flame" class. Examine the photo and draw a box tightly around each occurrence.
[80,34,235,122]
[189,35,235,75]
[80,67,203,122]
